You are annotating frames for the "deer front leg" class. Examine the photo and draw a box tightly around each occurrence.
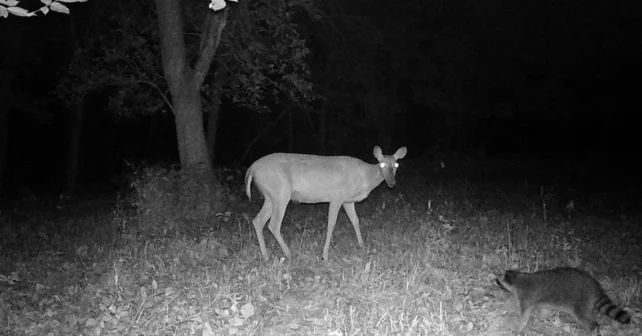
[342,202,364,248]
[322,202,343,260]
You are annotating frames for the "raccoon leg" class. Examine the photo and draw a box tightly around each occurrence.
[572,304,598,331]
[516,305,535,333]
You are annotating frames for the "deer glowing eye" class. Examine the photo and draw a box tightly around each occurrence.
[394,163,399,168]
[379,163,386,168]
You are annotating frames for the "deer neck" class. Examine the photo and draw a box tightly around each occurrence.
[363,162,385,191]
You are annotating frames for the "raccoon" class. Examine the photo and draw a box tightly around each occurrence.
[496,267,631,333]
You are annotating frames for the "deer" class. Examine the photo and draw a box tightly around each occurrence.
[245,146,408,261]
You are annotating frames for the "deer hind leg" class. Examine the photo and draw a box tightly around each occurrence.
[322,202,343,260]
[252,198,273,262]
[267,194,292,259]
[342,202,364,248]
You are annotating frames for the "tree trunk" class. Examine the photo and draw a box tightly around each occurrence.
[206,98,220,165]
[0,95,7,194]
[65,98,85,194]
[318,106,327,155]
[174,86,210,167]
[205,67,228,166]
[288,106,293,152]
[0,24,23,194]
[63,14,93,195]
[155,0,228,168]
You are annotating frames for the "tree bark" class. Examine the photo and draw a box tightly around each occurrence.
[65,98,85,194]
[154,0,228,168]
[288,106,293,152]
[0,23,23,194]
[206,104,219,165]
[63,13,92,195]
[318,106,327,155]
[206,67,228,165]
[173,86,210,167]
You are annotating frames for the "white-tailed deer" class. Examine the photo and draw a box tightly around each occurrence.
[245,146,407,261]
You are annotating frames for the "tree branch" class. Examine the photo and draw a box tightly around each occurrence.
[137,80,176,115]
[194,8,229,89]
[236,108,290,165]
[154,0,189,93]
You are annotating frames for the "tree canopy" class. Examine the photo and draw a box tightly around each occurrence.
[55,0,319,117]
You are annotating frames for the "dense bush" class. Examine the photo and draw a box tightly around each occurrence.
[129,164,233,238]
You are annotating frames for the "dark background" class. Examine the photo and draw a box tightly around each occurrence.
[1,0,641,199]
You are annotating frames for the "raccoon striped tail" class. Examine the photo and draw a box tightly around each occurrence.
[595,294,631,324]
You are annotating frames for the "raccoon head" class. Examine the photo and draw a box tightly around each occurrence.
[496,278,509,291]
[496,270,520,292]
[503,270,520,283]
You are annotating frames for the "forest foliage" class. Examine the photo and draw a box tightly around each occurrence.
[2,0,640,168]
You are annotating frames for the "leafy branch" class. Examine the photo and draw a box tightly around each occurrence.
[0,0,86,18]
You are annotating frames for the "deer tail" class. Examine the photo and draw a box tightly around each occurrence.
[245,166,253,201]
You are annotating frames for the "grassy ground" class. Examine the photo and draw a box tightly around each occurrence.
[0,157,640,336]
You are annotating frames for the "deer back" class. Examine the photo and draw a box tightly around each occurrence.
[248,153,380,204]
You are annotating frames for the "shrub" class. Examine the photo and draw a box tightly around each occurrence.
[129,163,230,238]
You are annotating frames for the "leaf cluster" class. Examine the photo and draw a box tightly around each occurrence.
[211,0,321,112]
[0,0,85,18]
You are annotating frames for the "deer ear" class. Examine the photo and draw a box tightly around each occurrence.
[394,147,407,160]
[373,146,383,160]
